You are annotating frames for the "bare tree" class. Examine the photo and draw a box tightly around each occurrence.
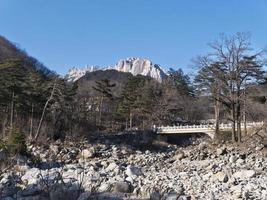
[34,80,57,141]
[194,32,265,142]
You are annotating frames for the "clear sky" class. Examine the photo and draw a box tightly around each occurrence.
[1,0,267,75]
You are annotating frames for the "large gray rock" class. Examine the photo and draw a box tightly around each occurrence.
[165,191,180,200]
[125,165,142,179]
[77,192,91,200]
[17,185,41,197]
[150,191,161,200]
[113,181,132,193]
[49,184,80,200]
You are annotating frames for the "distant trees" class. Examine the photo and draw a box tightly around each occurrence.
[195,32,265,142]
[93,79,116,127]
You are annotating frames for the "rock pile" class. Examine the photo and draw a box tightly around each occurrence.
[0,136,266,200]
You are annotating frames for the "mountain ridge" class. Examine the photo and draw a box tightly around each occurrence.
[65,57,167,82]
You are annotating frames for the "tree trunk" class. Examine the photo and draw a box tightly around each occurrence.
[2,108,8,138]
[99,96,103,126]
[214,99,220,140]
[129,112,133,130]
[10,91,15,135]
[236,100,242,143]
[35,82,56,141]
[231,102,236,142]
[29,103,34,139]
[243,92,247,137]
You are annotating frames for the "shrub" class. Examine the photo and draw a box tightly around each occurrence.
[7,128,27,155]
[0,139,6,150]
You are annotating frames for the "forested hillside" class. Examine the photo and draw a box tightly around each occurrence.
[0,33,267,144]
[0,36,205,143]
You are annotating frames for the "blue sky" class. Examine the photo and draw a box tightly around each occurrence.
[0,0,267,75]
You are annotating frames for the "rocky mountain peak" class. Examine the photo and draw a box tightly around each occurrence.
[65,57,166,82]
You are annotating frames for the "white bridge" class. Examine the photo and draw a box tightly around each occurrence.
[157,122,264,139]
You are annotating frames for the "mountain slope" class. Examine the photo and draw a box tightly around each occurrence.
[77,69,133,97]
[0,35,53,75]
[66,57,166,82]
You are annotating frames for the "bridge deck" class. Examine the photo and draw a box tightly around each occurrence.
[157,122,264,139]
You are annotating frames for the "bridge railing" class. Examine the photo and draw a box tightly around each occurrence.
[157,121,264,132]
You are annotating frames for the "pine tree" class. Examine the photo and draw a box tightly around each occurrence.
[92,79,116,127]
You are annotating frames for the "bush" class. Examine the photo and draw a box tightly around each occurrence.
[0,139,6,150]
[7,128,27,155]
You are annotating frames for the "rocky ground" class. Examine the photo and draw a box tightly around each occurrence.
[0,133,266,200]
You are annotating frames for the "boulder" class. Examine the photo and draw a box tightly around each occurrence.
[98,182,111,193]
[80,148,95,159]
[106,162,119,172]
[165,191,180,200]
[213,171,228,182]
[49,184,80,200]
[174,151,185,160]
[216,147,227,156]
[229,155,238,163]
[77,192,91,200]
[18,185,41,197]
[113,181,132,193]
[150,191,161,200]
[233,170,256,179]
[21,168,40,185]
[125,165,142,179]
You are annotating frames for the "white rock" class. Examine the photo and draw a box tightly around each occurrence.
[106,162,118,172]
[229,155,238,163]
[80,148,95,159]
[21,168,40,185]
[213,171,228,182]
[98,182,111,193]
[233,170,256,179]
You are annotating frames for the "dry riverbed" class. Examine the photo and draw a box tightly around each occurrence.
[0,133,266,200]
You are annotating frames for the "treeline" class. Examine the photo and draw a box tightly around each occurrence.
[0,33,266,144]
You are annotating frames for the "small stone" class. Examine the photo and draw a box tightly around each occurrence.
[255,145,264,151]
[213,171,228,182]
[236,158,245,165]
[229,155,238,163]
[217,147,227,155]
[178,195,191,200]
